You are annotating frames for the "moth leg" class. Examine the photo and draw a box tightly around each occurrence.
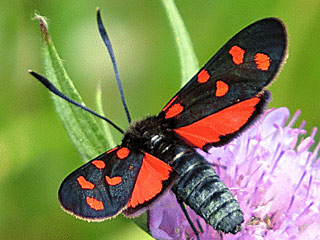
[177,198,201,240]
[196,219,204,233]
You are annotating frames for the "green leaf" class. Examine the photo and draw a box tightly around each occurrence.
[35,14,108,161]
[161,0,199,86]
[132,212,149,235]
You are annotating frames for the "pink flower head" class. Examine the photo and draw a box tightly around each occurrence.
[149,108,320,239]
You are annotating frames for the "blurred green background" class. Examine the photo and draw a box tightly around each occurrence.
[1,1,320,239]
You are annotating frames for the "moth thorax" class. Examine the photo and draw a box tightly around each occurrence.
[122,116,165,150]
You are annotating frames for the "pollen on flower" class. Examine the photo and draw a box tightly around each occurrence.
[149,108,320,240]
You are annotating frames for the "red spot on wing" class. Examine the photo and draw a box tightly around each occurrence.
[105,176,122,186]
[174,97,261,148]
[86,197,104,211]
[128,153,172,208]
[229,45,245,65]
[215,80,229,97]
[165,103,184,119]
[92,160,105,169]
[255,53,271,71]
[77,176,95,190]
[197,69,210,83]
[162,96,178,112]
[117,147,130,159]
[106,147,118,154]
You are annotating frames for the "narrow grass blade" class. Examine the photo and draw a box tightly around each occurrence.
[161,0,199,86]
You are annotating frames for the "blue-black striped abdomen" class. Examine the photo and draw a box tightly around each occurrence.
[170,145,243,233]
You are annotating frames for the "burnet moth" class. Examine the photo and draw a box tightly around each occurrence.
[30,9,287,240]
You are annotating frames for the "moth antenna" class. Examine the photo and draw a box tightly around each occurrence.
[97,8,132,124]
[29,70,124,134]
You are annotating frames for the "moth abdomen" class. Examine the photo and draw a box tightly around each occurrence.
[170,145,243,233]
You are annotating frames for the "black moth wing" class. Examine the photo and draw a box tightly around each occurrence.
[58,147,143,220]
[159,18,287,129]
